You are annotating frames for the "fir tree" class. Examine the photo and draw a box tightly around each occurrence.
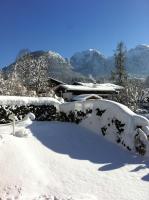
[112,42,127,86]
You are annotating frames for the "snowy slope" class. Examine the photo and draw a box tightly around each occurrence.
[0,121,149,200]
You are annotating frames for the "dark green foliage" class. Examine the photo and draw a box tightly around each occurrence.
[0,105,12,123]
[135,145,146,155]
[116,137,121,143]
[68,111,77,123]
[114,119,125,134]
[127,146,131,151]
[58,111,69,122]
[136,125,142,129]
[86,109,92,114]
[101,126,107,136]
[58,110,92,124]
[134,133,146,155]
[77,111,86,117]
[0,104,57,124]
[111,41,127,86]
[96,108,106,116]
[0,105,93,125]
[121,140,126,147]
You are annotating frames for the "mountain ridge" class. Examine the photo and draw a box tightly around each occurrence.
[1,44,149,84]
[70,44,149,78]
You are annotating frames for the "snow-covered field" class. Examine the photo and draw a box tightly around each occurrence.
[0,121,149,200]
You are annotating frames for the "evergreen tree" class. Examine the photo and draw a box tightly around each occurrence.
[112,42,127,86]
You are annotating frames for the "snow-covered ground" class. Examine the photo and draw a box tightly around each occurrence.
[0,121,149,200]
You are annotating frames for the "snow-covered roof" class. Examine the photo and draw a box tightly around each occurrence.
[76,82,124,90]
[58,84,120,92]
[72,94,102,101]
[0,96,61,106]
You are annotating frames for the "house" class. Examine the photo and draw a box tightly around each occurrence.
[55,82,123,101]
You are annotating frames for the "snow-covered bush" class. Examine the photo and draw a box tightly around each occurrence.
[1,96,149,156]
[0,96,60,124]
[60,99,149,156]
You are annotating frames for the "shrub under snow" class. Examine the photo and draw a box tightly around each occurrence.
[0,96,149,156]
[60,99,149,156]
[0,96,60,124]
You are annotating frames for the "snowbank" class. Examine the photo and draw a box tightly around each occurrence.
[60,99,149,156]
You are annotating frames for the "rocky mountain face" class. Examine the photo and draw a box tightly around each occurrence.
[126,45,149,75]
[70,45,149,78]
[70,49,109,77]
[2,50,89,84]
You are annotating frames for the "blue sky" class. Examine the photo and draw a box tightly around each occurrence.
[0,0,149,67]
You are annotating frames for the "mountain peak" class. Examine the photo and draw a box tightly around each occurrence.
[88,48,102,54]
[70,49,107,77]
[135,44,149,50]
[48,51,66,63]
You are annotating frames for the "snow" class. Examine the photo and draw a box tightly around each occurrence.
[0,96,149,156]
[60,99,149,156]
[48,51,66,63]
[72,49,104,61]
[60,84,116,92]
[72,94,102,101]
[60,82,124,93]
[0,97,149,198]
[0,96,61,106]
[0,121,149,200]
[0,112,34,136]
[135,44,149,50]
[76,82,124,90]
[99,83,124,90]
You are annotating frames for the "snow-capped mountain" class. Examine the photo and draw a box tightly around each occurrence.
[71,45,149,78]
[126,44,149,75]
[70,49,109,77]
[2,50,89,84]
